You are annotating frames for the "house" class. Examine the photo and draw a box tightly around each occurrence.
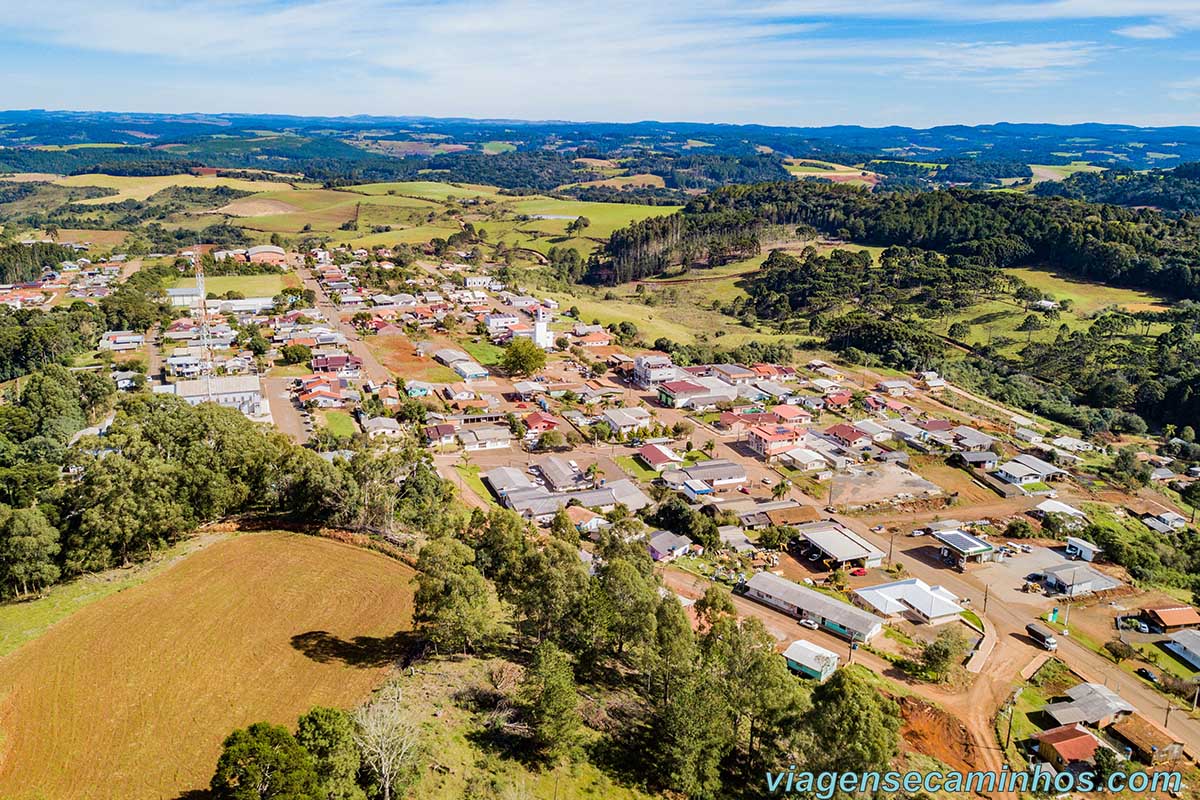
[1108,714,1185,765]
[649,530,693,562]
[782,640,839,681]
[1044,683,1133,728]
[1035,499,1086,520]
[799,522,885,568]
[154,375,264,417]
[1052,436,1094,453]
[932,529,994,568]
[853,579,964,625]
[566,505,611,536]
[772,404,810,424]
[780,448,827,473]
[362,417,404,439]
[917,370,946,390]
[1166,629,1200,670]
[852,419,892,443]
[453,360,490,381]
[433,347,471,365]
[681,479,714,502]
[825,423,870,449]
[661,459,747,491]
[483,466,536,498]
[951,426,997,452]
[603,406,652,437]
[957,451,999,470]
[1043,562,1122,597]
[574,330,613,348]
[657,380,708,409]
[1142,510,1188,534]
[633,354,676,387]
[1015,427,1044,444]
[638,443,683,471]
[501,479,651,522]
[97,330,145,352]
[1034,724,1103,772]
[1143,605,1200,633]
[711,363,756,385]
[1064,536,1101,562]
[875,379,915,397]
[748,425,806,460]
[743,572,884,642]
[996,453,1065,485]
[524,411,560,434]
[457,426,512,451]
[535,455,580,492]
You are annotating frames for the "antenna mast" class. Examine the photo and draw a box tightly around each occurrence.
[194,245,213,401]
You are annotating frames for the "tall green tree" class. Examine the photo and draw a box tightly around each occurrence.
[295,706,365,800]
[0,504,60,597]
[500,337,547,377]
[413,537,502,654]
[210,722,321,800]
[520,641,582,762]
[799,668,901,775]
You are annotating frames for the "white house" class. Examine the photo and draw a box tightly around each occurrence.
[603,406,652,437]
[854,579,964,625]
[782,640,839,681]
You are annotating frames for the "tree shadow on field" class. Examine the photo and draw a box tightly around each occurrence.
[290,629,423,668]
[170,789,211,800]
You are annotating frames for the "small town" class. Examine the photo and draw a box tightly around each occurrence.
[5,14,1200,797]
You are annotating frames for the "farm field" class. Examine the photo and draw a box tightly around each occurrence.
[0,532,416,800]
[48,228,129,248]
[1004,266,1169,314]
[54,172,269,204]
[1028,161,1105,183]
[169,272,299,296]
[341,180,509,200]
[783,158,879,186]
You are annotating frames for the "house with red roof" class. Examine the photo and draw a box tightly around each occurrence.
[747,425,806,460]
[825,391,853,410]
[658,379,708,409]
[638,443,684,471]
[524,411,560,434]
[1034,724,1103,772]
[772,404,811,424]
[825,423,871,449]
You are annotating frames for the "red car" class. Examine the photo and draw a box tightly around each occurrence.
[737,486,751,494]
[849,567,868,577]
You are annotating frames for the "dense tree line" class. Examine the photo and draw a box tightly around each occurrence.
[0,146,198,175]
[0,242,81,284]
[621,152,793,190]
[0,302,109,381]
[933,158,1032,184]
[1033,162,1200,213]
[594,180,1200,299]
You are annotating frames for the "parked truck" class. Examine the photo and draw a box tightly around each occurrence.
[1026,622,1059,652]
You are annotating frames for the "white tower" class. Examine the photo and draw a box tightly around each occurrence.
[533,306,554,350]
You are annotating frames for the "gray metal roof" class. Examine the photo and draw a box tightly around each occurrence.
[932,529,993,555]
[745,572,884,636]
[1045,683,1133,725]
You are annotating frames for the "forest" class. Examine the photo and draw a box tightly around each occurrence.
[593,181,1200,300]
[1034,162,1200,213]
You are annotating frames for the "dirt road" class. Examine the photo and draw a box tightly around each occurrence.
[297,265,392,384]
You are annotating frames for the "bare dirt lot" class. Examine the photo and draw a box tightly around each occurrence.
[0,532,416,800]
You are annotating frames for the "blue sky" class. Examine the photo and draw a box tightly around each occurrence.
[1,0,1199,127]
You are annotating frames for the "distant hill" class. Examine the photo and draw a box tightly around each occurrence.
[1033,162,1200,213]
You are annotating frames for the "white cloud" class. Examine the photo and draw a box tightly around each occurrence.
[1115,23,1178,39]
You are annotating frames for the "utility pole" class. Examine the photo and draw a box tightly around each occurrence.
[886,528,896,568]
[983,584,990,613]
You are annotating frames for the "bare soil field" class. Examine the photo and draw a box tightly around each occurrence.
[214,197,303,216]
[0,532,416,800]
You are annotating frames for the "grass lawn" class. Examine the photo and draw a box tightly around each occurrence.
[960,609,984,629]
[454,464,496,504]
[0,532,416,800]
[340,180,509,200]
[1005,266,1169,314]
[1138,642,1200,680]
[616,455,659,482]
[463,340,505,366]
[170,273,297,296]
[482,141,517,154]
[320,409,358,438]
